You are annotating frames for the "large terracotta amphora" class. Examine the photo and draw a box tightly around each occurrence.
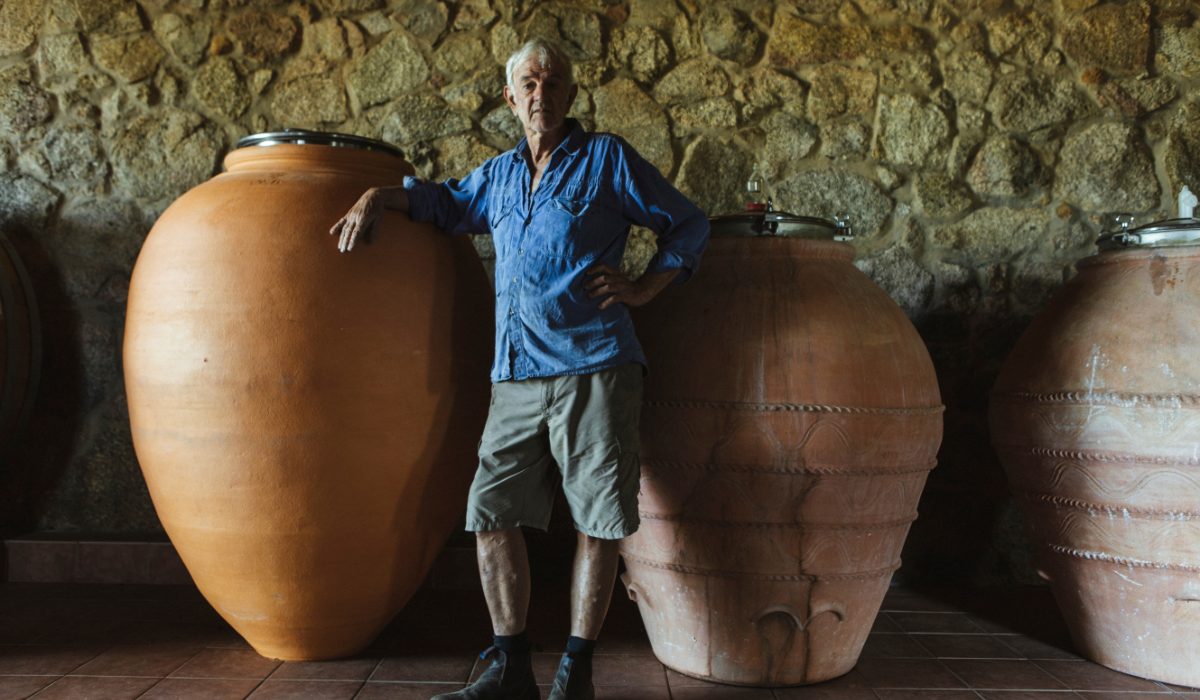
[990,215,1200,687]
[124,131,493,661]
[621,212,944,686]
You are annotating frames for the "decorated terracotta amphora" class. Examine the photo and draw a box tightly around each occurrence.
[621,209,944,686]
[990,210,1200,687]
[124,131,493,661]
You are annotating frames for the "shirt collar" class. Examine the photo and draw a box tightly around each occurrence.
[511,118,585,161]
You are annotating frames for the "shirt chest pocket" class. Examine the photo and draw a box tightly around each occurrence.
[488,194,518,258]
[538,197,616,259]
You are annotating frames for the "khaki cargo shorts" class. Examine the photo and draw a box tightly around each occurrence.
[465,362,643,540]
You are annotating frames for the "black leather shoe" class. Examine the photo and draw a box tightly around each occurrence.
[546,652,595,700]
[430,647,538,700]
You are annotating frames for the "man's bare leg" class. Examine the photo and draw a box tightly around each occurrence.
[569,532,620,639]
[430,529,537,700]
[477,528,531,635]
[544,532,619,699]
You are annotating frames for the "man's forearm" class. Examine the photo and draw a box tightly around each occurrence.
[633,268,680,303]
[369,186,410,213]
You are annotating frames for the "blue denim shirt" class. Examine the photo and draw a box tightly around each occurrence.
[404,120,710,382]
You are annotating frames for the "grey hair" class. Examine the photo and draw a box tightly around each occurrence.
[505,37,574,91]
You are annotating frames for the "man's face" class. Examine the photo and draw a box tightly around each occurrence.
[504,57,578,135]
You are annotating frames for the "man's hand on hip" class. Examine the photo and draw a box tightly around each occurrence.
[584,265,680,310]
[329,186,410,252]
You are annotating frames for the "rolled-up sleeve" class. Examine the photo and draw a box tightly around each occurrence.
[402,165,492,236]
[615,142,710,284]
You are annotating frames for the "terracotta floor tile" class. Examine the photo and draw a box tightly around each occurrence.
[872,691,984,700]
[4,583,1191,700]
[0,645,108,676]
[965,615,1030,635]
[353,682,465,699]
[372,656,473,683]
[168,649,282,679]
[887,613,986,634]
[1033,661,1165,692]
[914,634,1023,659]
[69,645,202,677]
[870,614,904,634]
[1075,693,1176,699]
[383,628,491,657]
[942,659,1068,690]
[996,636,1079,661]
[0,675,55,700]
[853,658,967,689]
[588,655,667,686]
[270,658,380,681]
[246,679,364,700]
[772,669,876,699]
[24,676,159,700]
[666,669,712,688]
[593,686,672,700]
[669,686,775,699]
[136,678,263,700]
[859,634,934,659]
[974,692,1082,699]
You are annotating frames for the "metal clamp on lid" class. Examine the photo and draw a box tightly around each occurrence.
[833,213,853,241]
[1096,213,1200,252]
[236,129,405,160]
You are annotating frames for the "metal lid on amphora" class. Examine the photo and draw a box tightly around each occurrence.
[1095,186,1200,252]
[236,129,404,159]
[712,176,852,240]
[1095,214,1200,252]
[709,201,853,241]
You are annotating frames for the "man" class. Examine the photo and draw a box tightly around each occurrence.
[330,37,709,700]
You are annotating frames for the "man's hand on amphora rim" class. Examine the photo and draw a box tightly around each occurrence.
[330,189,385,252]
[585,264,655,310]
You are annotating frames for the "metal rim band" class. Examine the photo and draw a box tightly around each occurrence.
[644,399,945,416]
[235,130,405,160]
[643,459,937,477]
[621,552,900,582]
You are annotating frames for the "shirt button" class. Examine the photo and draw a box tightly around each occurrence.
[512,277,518,283]
[509,310,515,316]
[518,249,523,254]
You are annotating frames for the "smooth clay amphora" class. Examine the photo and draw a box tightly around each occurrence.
[622,215,944,687]
[124,132,493,661]
[991,218,1200,687]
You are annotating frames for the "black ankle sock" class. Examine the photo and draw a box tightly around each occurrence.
[493,631,531,657]
[564,636,596,659]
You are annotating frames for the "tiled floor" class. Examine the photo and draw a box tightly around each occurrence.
[1,580,1197,699]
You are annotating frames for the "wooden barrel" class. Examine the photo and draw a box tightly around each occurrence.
[622,233,943,686]
[991,235,1200,687]
[0,232,42,466]
[124,134,494,660]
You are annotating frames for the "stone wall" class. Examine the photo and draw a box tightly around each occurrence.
[1,0,1198,585]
